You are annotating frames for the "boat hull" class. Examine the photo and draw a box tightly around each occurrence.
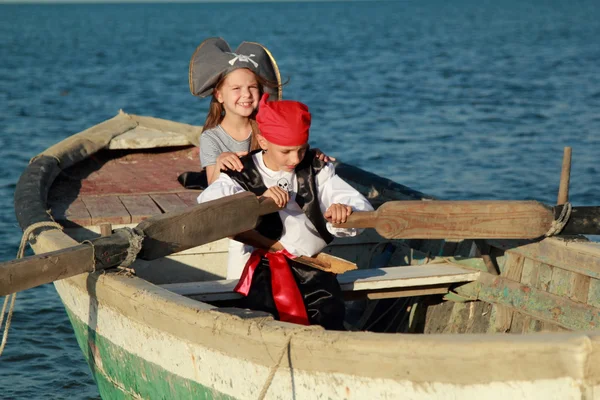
[53,273,600,400]
[14,112,600,399]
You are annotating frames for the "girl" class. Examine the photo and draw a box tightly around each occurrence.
[189,37,333,185]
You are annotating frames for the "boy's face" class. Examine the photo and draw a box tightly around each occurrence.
[215,68,259,119]
[258,135,308,172]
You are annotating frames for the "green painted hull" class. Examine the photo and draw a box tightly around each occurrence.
[65,308,234,400]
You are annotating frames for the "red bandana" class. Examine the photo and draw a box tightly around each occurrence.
[256,94,311,146]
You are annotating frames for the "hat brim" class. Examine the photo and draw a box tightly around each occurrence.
[189,37,282,100]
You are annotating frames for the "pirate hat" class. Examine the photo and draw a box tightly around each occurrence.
[189,37,282,100]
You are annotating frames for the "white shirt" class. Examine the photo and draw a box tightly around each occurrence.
[197,152,374,278]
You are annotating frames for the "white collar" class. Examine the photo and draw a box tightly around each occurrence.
[254,152,294,179]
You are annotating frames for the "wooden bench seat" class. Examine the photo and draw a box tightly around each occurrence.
[159,263,481,302]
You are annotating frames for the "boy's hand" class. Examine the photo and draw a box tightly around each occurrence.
[216,151,247,172]
[262,186,289,208]
[324,204,352,224]
[313,148,336,163]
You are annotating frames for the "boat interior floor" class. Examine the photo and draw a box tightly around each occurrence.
[48,146,202,227]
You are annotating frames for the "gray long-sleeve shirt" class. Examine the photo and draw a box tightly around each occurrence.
[199,125,251,168]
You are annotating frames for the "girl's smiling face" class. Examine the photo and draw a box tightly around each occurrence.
[258,134,308,172]
[215,68,259,119]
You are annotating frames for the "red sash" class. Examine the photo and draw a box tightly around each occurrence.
[234,249,309,325]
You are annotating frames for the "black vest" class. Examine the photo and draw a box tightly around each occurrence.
[225,149,334,244]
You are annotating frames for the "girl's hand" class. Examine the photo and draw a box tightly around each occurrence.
[216,151,247,172]
[324,204,352,224]
[313,148,336,163]
[261,186,289,208]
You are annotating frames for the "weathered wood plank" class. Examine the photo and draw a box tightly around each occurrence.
[119,194,163,223]
[569,274,591,303]
[49,198,92,227]
[177,191,200,207]
[150,193,189,213]
[161,264,480,301]
[423,300,455,334]
[510,312,527,333]
[340,264,480,291]
[503,253,524,281]
[81,196,131,225]
[466,301,493,334]
[520,258,539,286]
[489,237,600,279]
[490,252,524,333]
[548,267,572,297]
[587,279,600,308]
[446,302,471,334]
[344,285,450,300]
[456,272,600,331]
[536,263,553,292]
[49,147,201,200]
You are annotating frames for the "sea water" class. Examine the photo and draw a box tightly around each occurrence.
[1,1,599,398]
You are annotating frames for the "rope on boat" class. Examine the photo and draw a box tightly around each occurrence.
[120,228,144,268]
[546,202,572,237]
[257,327,314,400]
[80,240,97,272]
[0,221,63,357]
[81,227,142,273]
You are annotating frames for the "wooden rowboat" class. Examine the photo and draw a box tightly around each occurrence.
[11,111,600,399]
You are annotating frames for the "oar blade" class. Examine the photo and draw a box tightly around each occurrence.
[337,200,555,239]
[376,200,554,239]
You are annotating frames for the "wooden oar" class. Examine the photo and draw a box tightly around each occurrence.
[334,200,600,239]
[0,192,279,296]
[0,193,352,296]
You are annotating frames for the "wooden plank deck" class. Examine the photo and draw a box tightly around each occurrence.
[48,146,202,227]
[159,264,481,302]
[150,193,189,213]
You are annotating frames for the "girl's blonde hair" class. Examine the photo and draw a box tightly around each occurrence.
[201,70,282,151]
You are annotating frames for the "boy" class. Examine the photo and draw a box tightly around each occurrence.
[197,94,373,330]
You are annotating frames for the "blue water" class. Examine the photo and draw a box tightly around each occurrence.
[1,1,599,398]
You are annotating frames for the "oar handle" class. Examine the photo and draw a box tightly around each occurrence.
[258,196,283,216]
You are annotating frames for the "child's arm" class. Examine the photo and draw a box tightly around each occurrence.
[206,151,247,185]
[313,148,336,163]
[196,173,245,204]
[324,203,352,224]
[230,188,289,252]
[200,134,248,185]
[316,163,374,237]
[198,174,288,252]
